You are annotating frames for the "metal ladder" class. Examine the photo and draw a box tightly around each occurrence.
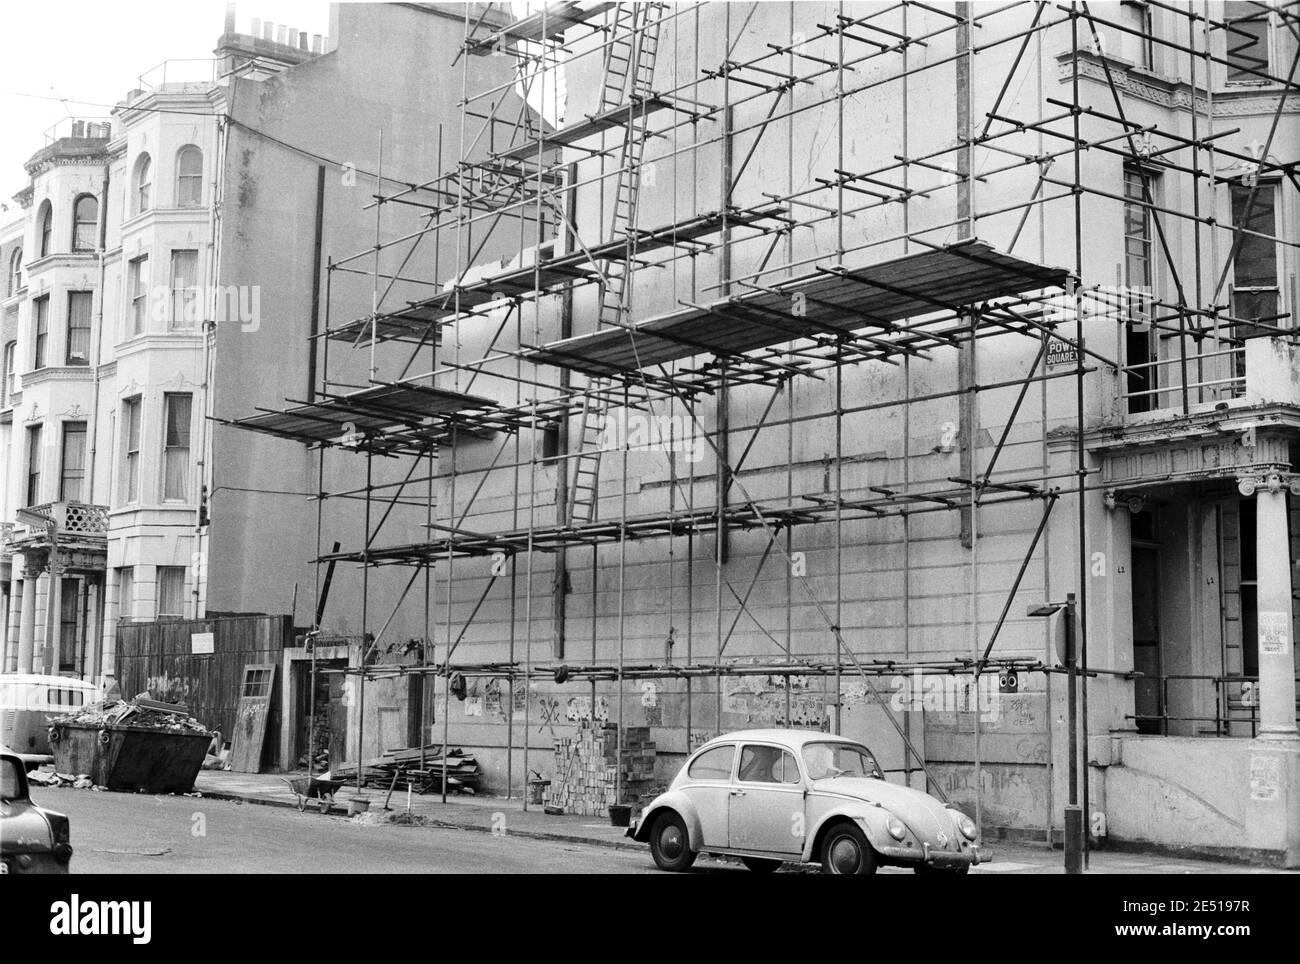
[567,3,663,526]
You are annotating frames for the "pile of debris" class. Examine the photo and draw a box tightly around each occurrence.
[53,694,209,734]
[28,771,101,790]
[544,723,656,817]
[328,745,481,794]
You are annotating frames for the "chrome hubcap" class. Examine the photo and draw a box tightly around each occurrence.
[659,825,684,859]
[829,835,861,874]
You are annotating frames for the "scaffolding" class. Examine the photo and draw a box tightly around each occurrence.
[219,0,1300,838]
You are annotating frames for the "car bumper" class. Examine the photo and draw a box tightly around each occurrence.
[0,851,71,874]
[878,843,981,869]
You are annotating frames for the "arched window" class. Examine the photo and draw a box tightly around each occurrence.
[72,194,99,252]
[133,153,152,214]
[6,248,20,296]
[37,201,53,257]
[176,146,203,208]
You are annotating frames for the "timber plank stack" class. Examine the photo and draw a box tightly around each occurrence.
[545,723,656,816]
[328,744,481,793]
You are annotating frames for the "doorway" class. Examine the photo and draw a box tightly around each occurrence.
[1130,510,1162,734]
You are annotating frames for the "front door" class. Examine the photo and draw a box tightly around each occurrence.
[1131,530,1162,734]
[728,743,804,855]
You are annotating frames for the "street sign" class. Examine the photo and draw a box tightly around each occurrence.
[15,508,53,529]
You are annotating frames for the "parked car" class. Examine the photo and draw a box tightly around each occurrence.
[0,673,103,758]
[628,728,982,874]
[0,749,73,874]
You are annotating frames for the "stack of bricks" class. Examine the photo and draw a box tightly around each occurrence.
[544,723,656,816]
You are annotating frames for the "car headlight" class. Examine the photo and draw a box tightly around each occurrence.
[955,813,978,840]
[886,816,907,841]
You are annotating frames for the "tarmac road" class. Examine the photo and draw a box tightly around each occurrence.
[33,785,677,874]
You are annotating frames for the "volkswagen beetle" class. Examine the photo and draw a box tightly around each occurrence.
[0,749,73,874]
[628,729,982,874]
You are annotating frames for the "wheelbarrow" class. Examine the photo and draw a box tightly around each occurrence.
[283,776,344,814]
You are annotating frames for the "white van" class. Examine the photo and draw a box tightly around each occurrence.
[0,674,104,757]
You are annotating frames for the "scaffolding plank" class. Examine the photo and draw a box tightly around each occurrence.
[328,207,786,345]
[220,382,501,450]
[522,240,1069,376]
[466,2,616,54]
[494,96,676,161]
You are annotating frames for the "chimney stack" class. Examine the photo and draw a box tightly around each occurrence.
[224,3,236,34]
[72,120,85,138]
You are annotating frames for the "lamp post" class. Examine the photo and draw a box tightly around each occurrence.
[1029,593,1082,874]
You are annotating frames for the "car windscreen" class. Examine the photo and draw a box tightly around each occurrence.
[802,742,882,781]
[0,758,22,801]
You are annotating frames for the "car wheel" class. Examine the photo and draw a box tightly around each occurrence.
[649,812,697,872]
[741,856,783,873]
[820,822,878,875]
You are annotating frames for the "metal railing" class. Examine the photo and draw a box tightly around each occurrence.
[1120,346,1246,413]
[1126,673,1300,737]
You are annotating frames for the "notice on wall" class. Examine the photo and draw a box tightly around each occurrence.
[191,632,215,655]
[1046,339,1079,368]
[1258,611,1291,655]
[1250,753,1282,802]
[464,696,483,717]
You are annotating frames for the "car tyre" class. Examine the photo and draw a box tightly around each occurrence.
[741,856,783,873]
[649,812,697,872]
[820,822,878,875]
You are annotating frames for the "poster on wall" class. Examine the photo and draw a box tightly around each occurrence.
[191,632,215,655]
[1258,611,1290,655]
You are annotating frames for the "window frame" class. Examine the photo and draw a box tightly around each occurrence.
[33,294,50,369]
[25,423,43,507]
[162,392,193,502]
[128,254,150,336]
[133,153,153,215]
[37,201,53,258]
[71,194,99,253]
[65,290,93,366]
[1224,1,1272,84]
[686,743,737,782]
[2,338,15,406]
[122,395,142,504]
[168,248,199,330]
[59,420,88,502]
[737,744,803,786]
[156,566,187,619]
[6,247,20,296]
[175,146,203,209]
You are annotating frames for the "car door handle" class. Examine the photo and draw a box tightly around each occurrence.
[729,789,746,797]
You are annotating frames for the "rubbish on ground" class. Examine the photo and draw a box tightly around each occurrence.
[328,744,481,794]
[52,694,209,734]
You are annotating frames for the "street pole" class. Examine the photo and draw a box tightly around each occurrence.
[1064,592,1082,874]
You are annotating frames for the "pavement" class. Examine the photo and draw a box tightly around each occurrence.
[190,769,1295,874]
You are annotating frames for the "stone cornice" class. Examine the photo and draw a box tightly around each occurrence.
[1057,49,1298,117]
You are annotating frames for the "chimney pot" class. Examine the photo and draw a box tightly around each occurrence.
[72,120,85,138]
[251,17,261,36]
[224,3,236,34]
[289,28,298,48]
[262,20,273,40]
[276,25,287,45]
[298,30,308,51]
[312,34,322,54]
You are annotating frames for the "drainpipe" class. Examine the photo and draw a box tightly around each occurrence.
[87,164,110,679]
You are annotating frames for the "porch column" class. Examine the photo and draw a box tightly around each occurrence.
[1249,478,1299,741]
[5,566,19,671]
[17,561,41,674]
